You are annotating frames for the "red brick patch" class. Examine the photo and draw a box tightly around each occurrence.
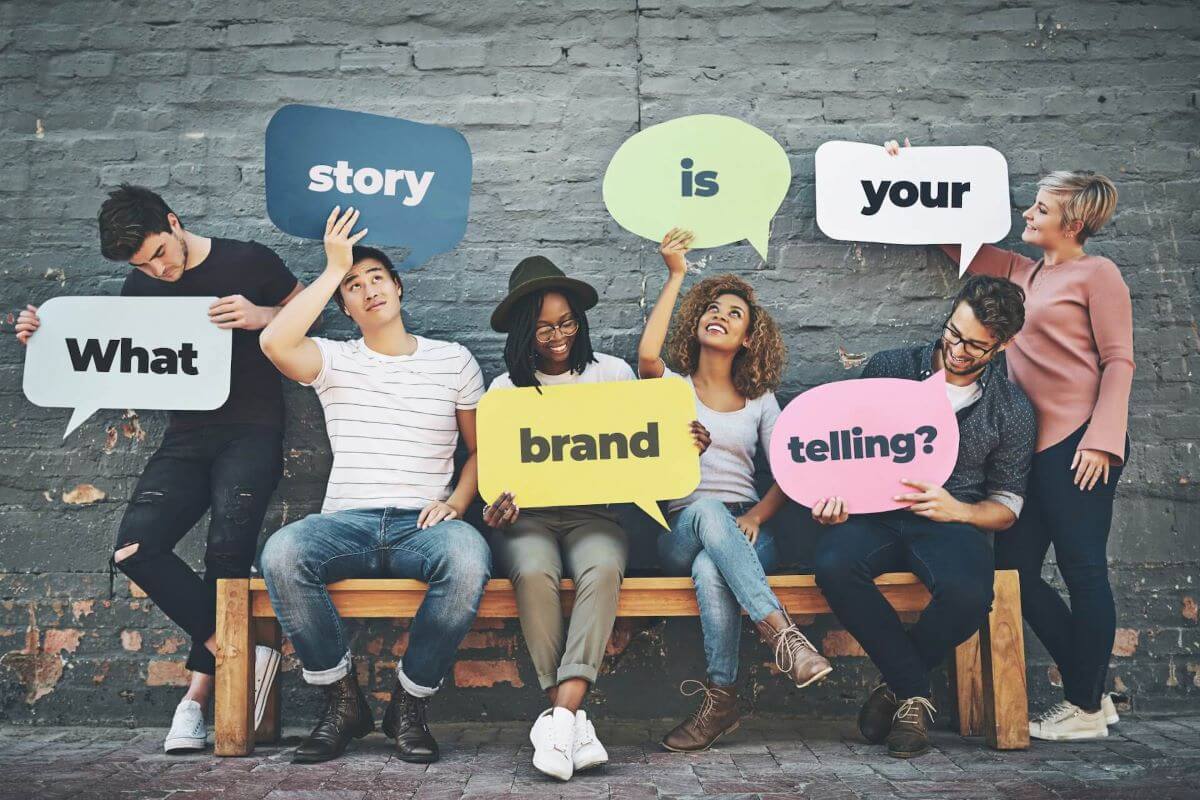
[454,659,523,688]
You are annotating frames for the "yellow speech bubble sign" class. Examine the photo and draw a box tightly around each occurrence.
[602,114,792,260]
[478,378,701,528]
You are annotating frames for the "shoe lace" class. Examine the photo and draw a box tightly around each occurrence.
[1033,701,1076,724]
[680,679,720,724]
[773,624,819,675]
[894,697,936,725]
[402,694,430,729]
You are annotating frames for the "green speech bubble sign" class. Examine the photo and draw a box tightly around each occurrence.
[602,115,791,260]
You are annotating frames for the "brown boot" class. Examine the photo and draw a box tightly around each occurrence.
[755,609,833,688]
[887,696,936,759]
[661,680,741,752]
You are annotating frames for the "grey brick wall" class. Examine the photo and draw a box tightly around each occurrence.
[0,0,1196,725]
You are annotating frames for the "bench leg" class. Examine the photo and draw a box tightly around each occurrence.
[215,578,254,756]
[950,632,984,737]
[254,617,282,745]
[980,569,1029,750]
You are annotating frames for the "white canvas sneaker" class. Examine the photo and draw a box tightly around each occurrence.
[572,709,608,772]
[254,645,282,732]
[164,698,207,753]
[531,707,575,781]
[1029,701,1109,741]
[1101,693,1120,726]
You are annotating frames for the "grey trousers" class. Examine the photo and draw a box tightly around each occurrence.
[492,505,628,690]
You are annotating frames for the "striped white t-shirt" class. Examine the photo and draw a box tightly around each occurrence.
[305,335,485,513]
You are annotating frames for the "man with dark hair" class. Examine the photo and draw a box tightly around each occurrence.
[258,207,490,765]
[15,184,302,754]
[810,275,1037,759]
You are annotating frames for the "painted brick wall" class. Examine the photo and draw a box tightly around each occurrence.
[0,0,1197,725]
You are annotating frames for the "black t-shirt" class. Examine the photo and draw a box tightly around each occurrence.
[121,238,298,431]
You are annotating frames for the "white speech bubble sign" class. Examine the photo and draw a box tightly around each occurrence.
[22,297,232,438]
[815,141,1011,275]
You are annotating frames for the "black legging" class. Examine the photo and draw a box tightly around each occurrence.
[995,422,1127,712]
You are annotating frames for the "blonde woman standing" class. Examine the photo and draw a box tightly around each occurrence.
[886,140,1134,741]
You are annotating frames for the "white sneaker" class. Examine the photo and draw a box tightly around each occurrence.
[254,645,281,732]
[1101,693,1120,726]
[572,709,608,772]
[164,699,207,753]
[531,707,575,781]
[1029,700,1109,741]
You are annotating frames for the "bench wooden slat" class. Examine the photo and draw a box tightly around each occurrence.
[246,573,932,618]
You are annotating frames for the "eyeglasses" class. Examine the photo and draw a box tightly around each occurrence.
[534,318,579,344]
[941,318,998,359]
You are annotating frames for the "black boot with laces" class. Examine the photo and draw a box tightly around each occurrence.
[382,678,440,763]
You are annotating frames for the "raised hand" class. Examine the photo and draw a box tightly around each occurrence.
[323,206,369,276]
[15,304,39,345]
[659,227,695,278]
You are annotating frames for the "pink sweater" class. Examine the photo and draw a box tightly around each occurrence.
[942,244,1135,463]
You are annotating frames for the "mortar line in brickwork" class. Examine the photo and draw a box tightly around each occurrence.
[634,0,643,132]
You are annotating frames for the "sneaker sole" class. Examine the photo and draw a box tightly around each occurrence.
[532,753,573,781]
[1105,714,1119,726]
[574,755,608,772]
[660,720,741,753]
[164,736,207,754]
[794,665,834,689]
[253,648,282,732]
[1030,728,1109,741]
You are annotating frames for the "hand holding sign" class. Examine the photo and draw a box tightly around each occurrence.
[478,378,701,528]
[603,115,791,260]
[265,104,471,269]
[768,373,959,514]
[22,297,232,438]
[815,140,1011,275]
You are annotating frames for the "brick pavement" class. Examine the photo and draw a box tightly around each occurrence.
[2,714,1199,799]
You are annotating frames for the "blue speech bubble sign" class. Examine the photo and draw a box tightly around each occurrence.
[265,104,472,269]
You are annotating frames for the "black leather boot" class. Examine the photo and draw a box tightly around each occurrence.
[381,678,439,763]
[293,671,374,764]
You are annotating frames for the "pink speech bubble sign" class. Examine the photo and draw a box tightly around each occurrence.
[769,372,960,513]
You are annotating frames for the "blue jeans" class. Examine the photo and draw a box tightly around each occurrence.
[814,511,993,700]
[260,508,491,695]
[657,498,782,687]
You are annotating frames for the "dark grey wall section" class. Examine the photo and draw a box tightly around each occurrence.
[0,1,1196,724]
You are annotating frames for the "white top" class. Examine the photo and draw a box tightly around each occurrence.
[662,367,781,515]
[945,380,983,413]
[488,352,635,390]
[305,335,485,513]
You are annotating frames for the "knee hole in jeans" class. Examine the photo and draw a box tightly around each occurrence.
[114,542,140,563]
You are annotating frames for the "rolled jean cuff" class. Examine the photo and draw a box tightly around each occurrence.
[302,650,352,686]
[555,663,598,689]
[397,658,441,698]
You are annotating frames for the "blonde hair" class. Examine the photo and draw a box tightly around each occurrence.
[1037,170,1118,244]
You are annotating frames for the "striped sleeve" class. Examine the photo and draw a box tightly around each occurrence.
[456,345,485,410]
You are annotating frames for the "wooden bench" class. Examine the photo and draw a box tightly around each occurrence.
[214,571,1028,756]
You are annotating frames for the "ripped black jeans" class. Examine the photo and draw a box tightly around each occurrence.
[115,424,283,675]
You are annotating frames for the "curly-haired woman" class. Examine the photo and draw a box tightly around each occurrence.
[886,139,1135,742]
[637,229,831,753]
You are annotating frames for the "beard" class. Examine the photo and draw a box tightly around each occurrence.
[941,340,989,377]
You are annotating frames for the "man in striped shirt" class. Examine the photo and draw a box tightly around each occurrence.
[258,207,490,765]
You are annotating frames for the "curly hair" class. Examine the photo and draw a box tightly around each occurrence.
[665,274,785,399]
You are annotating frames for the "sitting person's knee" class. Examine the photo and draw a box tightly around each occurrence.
[938,576,993,615]
[813,546,855,587]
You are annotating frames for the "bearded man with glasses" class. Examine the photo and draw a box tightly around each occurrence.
[809,275,1037,759]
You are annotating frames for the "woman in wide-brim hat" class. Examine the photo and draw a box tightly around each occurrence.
[482,254,635,782]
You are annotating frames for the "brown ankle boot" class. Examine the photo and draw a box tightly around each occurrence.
[755,609,833,688]
[661,680,741,752]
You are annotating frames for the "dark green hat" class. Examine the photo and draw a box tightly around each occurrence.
[490,256,599,332]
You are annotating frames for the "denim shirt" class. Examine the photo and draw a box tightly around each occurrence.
[861,341,1036,507]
